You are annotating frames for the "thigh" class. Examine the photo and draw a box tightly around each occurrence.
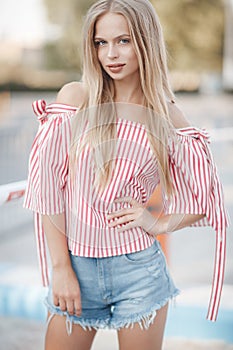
[117,303,168,350]
[45,312,97,350]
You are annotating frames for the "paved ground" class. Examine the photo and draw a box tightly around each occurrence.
[0,91,232,349]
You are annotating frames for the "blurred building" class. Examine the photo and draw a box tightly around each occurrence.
[0,40,44,68]
[0,37,75,90]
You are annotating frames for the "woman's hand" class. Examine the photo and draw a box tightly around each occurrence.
[107,197,205,235]
[52,264,82,317]
[107,197,163,236]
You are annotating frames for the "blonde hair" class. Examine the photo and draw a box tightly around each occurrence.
[71,0,175,194]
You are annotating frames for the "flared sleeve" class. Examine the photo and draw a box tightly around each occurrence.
[23,100,77,286]
[164,127,229,321]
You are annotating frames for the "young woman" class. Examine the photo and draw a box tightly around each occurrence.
[24,0,228,349]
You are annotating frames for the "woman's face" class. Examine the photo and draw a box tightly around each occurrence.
[94,12,140,83]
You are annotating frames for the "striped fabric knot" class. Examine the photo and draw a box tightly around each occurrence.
[32,99,48,124]
[192,128,210,143]
[176,127,210,143]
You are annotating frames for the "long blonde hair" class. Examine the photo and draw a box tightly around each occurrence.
[71,0,175,194]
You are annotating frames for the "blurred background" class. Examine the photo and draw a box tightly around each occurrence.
[0,0,232,92]
[0,0,232,349]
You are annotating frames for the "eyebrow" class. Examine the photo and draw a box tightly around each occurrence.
[94,34,130,40]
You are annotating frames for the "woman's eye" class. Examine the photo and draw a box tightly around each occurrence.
[94,40,106,47]
[119,38,130,44]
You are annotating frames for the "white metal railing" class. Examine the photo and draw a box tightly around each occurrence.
[0,180,27,206]
[0,180,30,235]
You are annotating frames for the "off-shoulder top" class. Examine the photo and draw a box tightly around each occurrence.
[23,99,229,322]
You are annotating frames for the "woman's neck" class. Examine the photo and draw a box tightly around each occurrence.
[114,79,144,105]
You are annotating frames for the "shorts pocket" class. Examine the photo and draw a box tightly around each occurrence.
[123,241,160,264]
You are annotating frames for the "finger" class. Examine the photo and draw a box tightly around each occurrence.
[114,197,138,206]
[107,208,135,219]
[53,294,59,307]
[74,298,82,316]
[58,298,67,312]
[117,221,137,232]
[108,214,135,227]
[66,299,75,315]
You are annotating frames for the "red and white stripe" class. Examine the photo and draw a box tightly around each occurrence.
[24,101,228,322]
[166,127,228,321]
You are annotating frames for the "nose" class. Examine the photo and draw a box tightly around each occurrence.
[107,43,119,59]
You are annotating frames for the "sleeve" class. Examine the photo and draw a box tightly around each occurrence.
[23,100,76,286]
[23,113,71,215]
[163,127,229,322]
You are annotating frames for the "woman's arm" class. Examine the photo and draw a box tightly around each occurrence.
[39,83,87,316]
[150,212,205,235]
[42,214,82,316]
[106,197,205,236]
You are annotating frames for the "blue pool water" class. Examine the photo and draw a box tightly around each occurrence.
[165,304,233,343]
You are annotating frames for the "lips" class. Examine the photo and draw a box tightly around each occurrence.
[106,63,126,73]
[107,63,125,68]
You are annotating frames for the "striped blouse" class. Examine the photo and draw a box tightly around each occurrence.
[23,99,228,322]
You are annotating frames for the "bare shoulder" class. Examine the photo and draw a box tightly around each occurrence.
[56,81,87,107]
[167,101,191,129]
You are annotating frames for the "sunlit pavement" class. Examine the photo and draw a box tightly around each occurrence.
[0,92,232,349]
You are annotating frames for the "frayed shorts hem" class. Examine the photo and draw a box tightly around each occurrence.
[45,290,179,334]
[109,291,180,331]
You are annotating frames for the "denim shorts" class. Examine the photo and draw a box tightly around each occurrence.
[45,239,179,332]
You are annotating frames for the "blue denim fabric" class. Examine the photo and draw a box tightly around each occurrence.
[45,239,179,332]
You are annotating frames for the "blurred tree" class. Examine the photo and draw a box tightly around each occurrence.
[153,0,224,72]
[42,0,224,73]
[43,0,95,70]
